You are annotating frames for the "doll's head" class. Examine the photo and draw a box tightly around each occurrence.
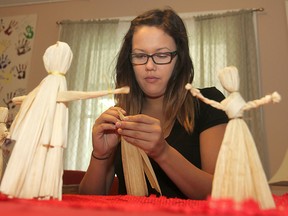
[43,41,73,75]
[218,66,240,93]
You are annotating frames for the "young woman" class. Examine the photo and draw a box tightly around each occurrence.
[79,8,228,199]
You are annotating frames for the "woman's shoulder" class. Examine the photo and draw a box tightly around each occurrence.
[199,87,225,102]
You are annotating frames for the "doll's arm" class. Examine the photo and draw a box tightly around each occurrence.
[12,95,27,105]
[11,85,41,105]
[56,86,130,102]
[185,84,224,111]
[242,91,281,111]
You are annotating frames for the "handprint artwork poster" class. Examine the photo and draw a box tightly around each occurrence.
[0,14,37,128]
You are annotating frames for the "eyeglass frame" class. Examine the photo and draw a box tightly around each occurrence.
[130,51,178,65]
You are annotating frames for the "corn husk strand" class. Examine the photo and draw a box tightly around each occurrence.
[39,147,64,200]
[12,86,130,105]
[38,92,68,199]
[185,84,224,111]
[186,66,279,209]
[242,91,281,112]
[57,86,130,103]
[117,109,161,196]
[0,107,9,181]
[121,140,147,196]
[138,150,162,193]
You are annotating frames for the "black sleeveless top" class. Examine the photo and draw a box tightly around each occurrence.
[114,87,229,198]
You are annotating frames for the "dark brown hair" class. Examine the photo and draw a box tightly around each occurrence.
[115,8,195,133]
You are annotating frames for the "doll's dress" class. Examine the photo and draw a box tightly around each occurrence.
[211,91,275,209]
[0,42,72,200]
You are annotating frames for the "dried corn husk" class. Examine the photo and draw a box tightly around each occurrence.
[0,42,72,199]
[138,149,161,193]
[186,66,279,209]
[0,107,9,181]
[121,140,147,195]
[0,41,130,200]
[117,110,161,196]
[57,86,130,102]
[12,87,130,104]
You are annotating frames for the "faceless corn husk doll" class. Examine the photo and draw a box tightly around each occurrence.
[0,41,129,200]
[186,66,280,209]
[0,107,9,181]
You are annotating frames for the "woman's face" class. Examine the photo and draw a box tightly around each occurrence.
[131,26,177,99]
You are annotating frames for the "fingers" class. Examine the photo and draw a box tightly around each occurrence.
[93,122,116,134]
[121,114,157,124]
[92,107,125,156]
[116,114,162,143]
[93,107,126,135]
[115,113,167,158]
[120,135,152,149]
[95,107,125,125]
[118,128,152,143]
[116,114,160,132]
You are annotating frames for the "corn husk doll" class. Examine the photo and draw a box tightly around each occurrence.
[185,66,280,209]
[0,41,129,200]
[0,107,9,181]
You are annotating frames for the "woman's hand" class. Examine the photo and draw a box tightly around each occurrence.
[115,114,168,160]
[92,107,125,158]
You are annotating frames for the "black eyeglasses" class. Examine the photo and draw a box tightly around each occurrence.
[130,51,177,65]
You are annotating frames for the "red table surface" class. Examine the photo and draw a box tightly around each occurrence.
[1,193,288,216]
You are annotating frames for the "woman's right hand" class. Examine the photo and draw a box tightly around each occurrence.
[92,107,125,159]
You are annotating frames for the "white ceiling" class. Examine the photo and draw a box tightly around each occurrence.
[0,0,73,7]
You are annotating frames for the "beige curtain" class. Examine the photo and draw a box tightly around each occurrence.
[59,10,266,172]
[59,19,126,170]
[188,10,268,173]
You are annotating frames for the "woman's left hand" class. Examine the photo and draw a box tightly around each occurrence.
[115,114,168,160]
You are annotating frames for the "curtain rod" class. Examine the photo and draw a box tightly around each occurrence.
[56,7,265,25]
[56,18,119,25]
[252,7,264,12]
